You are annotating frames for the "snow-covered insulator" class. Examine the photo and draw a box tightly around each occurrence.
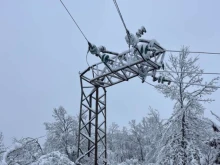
[138,66,147,83]
[118,54,127,61]
[139,72,146,78]
[125,33,139,46]
[139,66,145,74]
[136,31,142,38]
[141,26,146,33]
[152,76,158,82]
[157,76,162,83]
[157,76,171,85]
[139,75,146,83]
[138,29,143,35]
[153,50,162,56]
[166,79,171,85]
[149,39,156,48]
[89,44,100,56]
[101,54,109,63]
[161,76,167,84]
[148,39,160,49]
[136,26,146,38]
[136,44,150,59]
[161,63,165,70]
[98,46,106,52]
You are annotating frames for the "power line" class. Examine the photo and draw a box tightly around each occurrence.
[144,80,156,87]
[166,49,220,55]
[59,0,90,44]
[59,0,94,69]
[112,0,129,34]
[143,78,220,89]
[157,70,220,75]
[171,80,220,88]
[59,0,220,57]
[112,0,133,72]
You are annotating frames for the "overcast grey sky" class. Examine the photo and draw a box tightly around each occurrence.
[1,0,220,146]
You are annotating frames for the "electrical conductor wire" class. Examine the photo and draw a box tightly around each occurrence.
[60,0,90,43]
[113,0,129,34]
[166,50,220,55]
[143,78,220,88]
[157,70,220,75]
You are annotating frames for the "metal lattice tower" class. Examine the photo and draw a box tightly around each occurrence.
[76,30,170,165]
[77,78,107,165]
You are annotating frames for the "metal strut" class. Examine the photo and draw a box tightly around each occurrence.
[76,74,107,165]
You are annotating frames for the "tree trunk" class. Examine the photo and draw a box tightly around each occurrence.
[179,64,187,165]
[181,111,187,165]
[140,146,144,162]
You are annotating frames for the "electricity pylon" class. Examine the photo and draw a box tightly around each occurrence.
[76,27,170,165]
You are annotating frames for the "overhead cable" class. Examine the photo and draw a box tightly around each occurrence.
[112,0,129,34]
[166,49,220,55]
[59,0,90,44]
[157,70,220,75]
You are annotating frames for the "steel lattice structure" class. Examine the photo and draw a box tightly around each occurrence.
[76,29,171,165]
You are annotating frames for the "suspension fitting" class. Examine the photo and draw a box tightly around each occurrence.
[125,33,139,46]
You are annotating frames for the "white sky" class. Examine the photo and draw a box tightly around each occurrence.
[0,0,220,146]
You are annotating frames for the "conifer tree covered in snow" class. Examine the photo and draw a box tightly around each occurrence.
[44,106,78,162]
[154,47,219,165]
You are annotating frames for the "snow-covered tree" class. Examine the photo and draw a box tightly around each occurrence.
[30,151,75,165]
[203,110,220,164]
[126,108,164,164]
[117,127,134,162]
[117,158,140,165]
[108,122,120,152]
[107,123,129,163]
[2,137,43,165]
[44,106,78,162]
[141,108,164,164]
[154,47,219,165]
[129,120,146,162]
[0,132,5,161]
[107,122,139,164]
[107,108,164,165]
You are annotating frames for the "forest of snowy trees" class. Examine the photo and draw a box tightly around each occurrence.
[1,47,220,165]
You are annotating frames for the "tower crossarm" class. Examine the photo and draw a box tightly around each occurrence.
[80,40,166,87]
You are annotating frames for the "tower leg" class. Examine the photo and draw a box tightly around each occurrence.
[76,76,107,164]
